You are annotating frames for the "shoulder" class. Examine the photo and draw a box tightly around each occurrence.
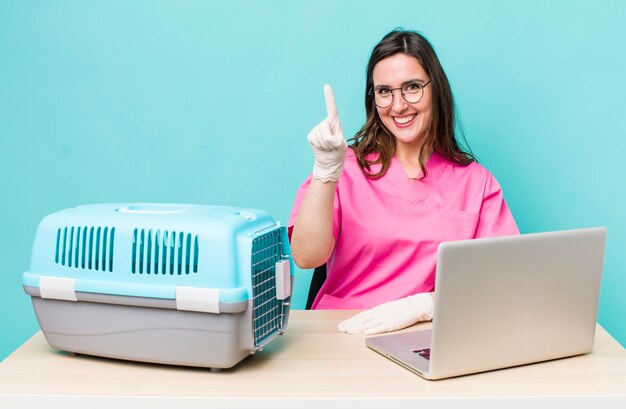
[339,147,388,186]
[435,155,503,197]
[344,146,359,164]
[342,147,384,174]
[443,156,493,182]
[341,147,365,177]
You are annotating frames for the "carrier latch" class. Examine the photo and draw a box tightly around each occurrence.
[175,287,220,313]
[275,260,291,300]
[39,276,77,301]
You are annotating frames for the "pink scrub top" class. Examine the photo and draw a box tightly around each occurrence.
[288,149,519,310]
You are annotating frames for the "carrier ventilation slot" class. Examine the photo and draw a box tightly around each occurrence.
[54,226,115,272]
[131,229,199,275]
[251,229,284,347]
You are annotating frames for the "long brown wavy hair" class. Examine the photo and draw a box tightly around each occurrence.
[351,29,475,179]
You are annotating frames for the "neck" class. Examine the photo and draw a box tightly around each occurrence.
[395,142,432,179]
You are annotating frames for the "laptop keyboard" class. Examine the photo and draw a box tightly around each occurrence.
[412,348,431,360]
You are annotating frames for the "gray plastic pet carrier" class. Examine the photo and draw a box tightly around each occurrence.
[23,203,294,369]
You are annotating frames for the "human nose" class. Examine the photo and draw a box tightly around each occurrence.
[390,89,408,112]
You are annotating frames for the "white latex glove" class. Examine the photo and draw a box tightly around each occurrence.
[307,84,348,182]
[337,293,434,335]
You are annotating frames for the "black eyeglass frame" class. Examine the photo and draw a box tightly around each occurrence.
[371,79,432,108]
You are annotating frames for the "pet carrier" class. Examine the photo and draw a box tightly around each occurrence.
[23,203,293,370]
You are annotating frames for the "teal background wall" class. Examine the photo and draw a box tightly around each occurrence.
[1,0,624,361]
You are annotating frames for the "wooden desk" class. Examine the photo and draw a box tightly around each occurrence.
[1,310,625,408]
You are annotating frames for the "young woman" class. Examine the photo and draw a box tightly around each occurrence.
[289,29,519,335]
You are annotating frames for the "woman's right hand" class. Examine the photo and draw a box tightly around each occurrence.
[307,85,347,182]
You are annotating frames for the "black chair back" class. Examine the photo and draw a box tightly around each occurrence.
[305,264,327,310]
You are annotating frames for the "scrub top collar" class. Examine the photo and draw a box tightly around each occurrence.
[387,152,448,203]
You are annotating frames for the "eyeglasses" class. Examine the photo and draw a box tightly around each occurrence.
[372,80,431,108]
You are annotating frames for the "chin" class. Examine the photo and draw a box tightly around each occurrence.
[392,129,424,146]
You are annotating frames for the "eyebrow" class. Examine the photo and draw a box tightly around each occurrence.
[374,78,428,90]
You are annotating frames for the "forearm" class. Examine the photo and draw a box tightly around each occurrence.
[293,84,345,269]
[291,179,337,269]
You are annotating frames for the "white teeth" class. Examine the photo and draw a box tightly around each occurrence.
[394,114,416,124]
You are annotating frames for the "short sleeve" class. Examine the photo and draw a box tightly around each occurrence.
[474,173,520,238]
[288,174,342,241]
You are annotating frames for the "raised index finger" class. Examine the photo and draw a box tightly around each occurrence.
[324,84,338,120]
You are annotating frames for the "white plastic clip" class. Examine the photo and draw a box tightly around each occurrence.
[39,276,77,301]
[275,260,291,300]
[175,287,220,313]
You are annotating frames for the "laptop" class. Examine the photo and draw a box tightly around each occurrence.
[366,227,607,380]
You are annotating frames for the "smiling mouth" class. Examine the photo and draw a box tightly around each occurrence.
[393,113,417,126]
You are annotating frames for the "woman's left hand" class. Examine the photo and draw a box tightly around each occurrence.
[338,293,434,335]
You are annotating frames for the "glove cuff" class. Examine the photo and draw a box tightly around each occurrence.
[312,161,345,183]
[407,293,434,322]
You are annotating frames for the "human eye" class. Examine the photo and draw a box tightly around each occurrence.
[376,87,392,95]
[403,82,422,93]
